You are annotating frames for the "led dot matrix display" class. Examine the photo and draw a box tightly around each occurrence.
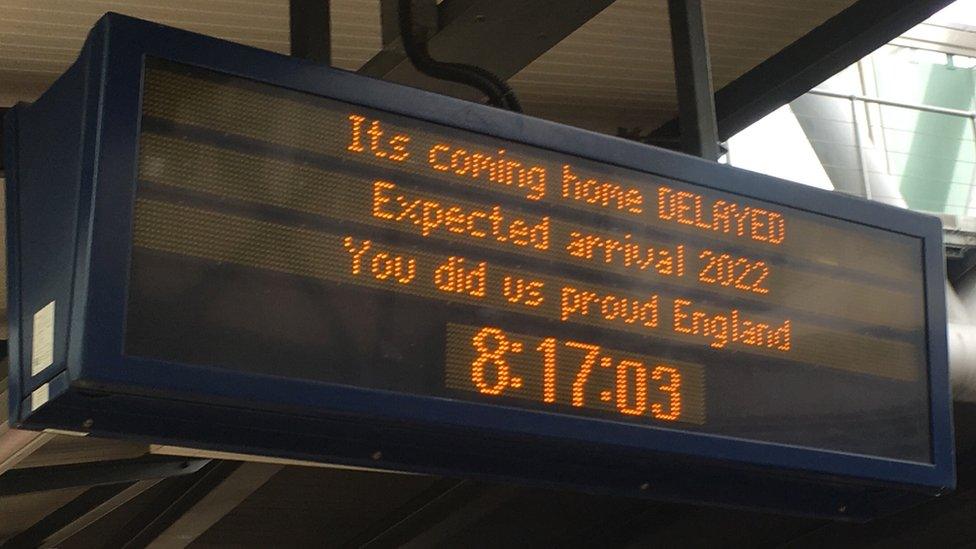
[125,59,932,462]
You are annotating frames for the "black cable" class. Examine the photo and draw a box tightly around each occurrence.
[397,0,522,112]
[397,0,516,110]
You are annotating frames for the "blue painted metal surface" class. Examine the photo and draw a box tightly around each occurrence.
[2,13,954,520]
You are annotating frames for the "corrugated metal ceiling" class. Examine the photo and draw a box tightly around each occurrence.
[0,0,381,104]
[0,0,856,133]
[512,0,856,132]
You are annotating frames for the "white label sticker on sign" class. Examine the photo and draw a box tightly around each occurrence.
[31,301,55,376]
[30,383,50,411]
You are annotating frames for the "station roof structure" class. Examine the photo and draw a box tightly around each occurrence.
[1,1,972,547]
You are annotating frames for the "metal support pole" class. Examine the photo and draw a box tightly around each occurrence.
[290,0,331,65]
[850,96,872,200]
[668,0,720,160]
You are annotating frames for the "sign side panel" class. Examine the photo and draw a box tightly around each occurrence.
[4,107,24,424]
[7,46,92,422]
[923,222,954,490]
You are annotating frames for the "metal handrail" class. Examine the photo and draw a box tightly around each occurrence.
[808,89,976,119]
[806,88,976,213]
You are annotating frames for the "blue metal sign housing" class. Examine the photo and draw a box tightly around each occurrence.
[3,14,954,520]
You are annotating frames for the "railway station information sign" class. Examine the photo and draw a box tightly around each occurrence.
[131,59,925,459]
[5,15,953,517]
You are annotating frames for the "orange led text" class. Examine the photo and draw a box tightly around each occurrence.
[434,256,487,298]
[343,237,417,284]
[561,286,659,329]
[698,249,770,295]
[561,165,643,215]
[673,298,790,351]
[347,114,411,162]
[657,186,785,245]
[372,180,550,249]
[461,327,686,422]
[566,231,685,278]
[428,143,547,200]
[502,276,545,307]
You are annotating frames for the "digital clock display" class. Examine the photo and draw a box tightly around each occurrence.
[124,59,931,462]
[445,324,706,424]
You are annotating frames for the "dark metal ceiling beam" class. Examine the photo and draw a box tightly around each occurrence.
[352,480,519,548]
[652,0,958,143]
[352,479,473,548]
[106,461,241,549]
[0,483,146,548]
[2,368,86,477]
[0,456,209,495]
[290,0,331,65]
[397,484,519,548]
[359,0,617,99]
[0,480,159,549]
[365,0,436,80]
[143,462,282,548]
[0,426,55,476]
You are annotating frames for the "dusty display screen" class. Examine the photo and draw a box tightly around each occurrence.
[125,59,931,461]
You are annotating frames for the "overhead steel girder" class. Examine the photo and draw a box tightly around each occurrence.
[358,0,617,99]
[652,0,958,142]
[138,462,282,548]
[104,460,241,548]
[0,481,159,549]
[351,480,520,548]
[0,456,210,496]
